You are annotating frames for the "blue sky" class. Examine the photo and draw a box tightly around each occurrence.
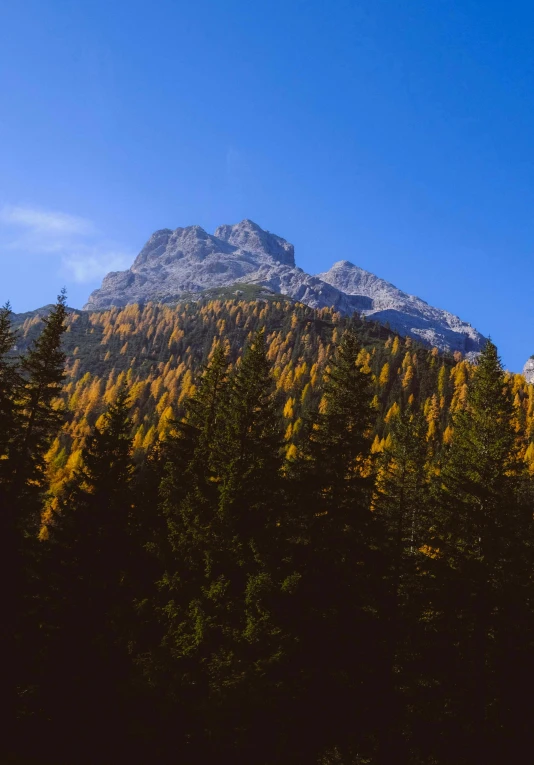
[1,0,534,370]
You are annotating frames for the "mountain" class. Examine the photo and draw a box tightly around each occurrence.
[85,219,485,356]
[523,357,534,383]
[318,260,483,356]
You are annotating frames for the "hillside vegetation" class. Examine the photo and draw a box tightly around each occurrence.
[2,294,534,765]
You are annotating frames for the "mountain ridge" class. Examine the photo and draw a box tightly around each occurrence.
[85,219,486,357]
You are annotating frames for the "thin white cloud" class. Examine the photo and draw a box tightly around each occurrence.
[0,204,132,284]
[0,205,93,236]
[61,247,131,283]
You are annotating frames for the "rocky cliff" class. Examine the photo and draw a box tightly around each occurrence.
[523,358,534,383]
[85,219,486,356]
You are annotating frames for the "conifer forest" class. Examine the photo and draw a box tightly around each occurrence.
[2,292,534,765]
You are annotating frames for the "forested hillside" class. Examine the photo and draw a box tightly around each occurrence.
[13,296,534,503]
[2,294,534,765]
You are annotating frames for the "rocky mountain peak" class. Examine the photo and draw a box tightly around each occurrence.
[214,219,295,266]
[523,357,534,384]
[85,219,486,357]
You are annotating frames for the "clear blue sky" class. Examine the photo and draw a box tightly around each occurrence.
[1,0,534,370]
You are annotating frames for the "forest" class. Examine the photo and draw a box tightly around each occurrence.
[2,291,534,765]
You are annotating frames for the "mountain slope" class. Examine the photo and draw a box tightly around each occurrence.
[319,260,483,355]
[85,219,485,356]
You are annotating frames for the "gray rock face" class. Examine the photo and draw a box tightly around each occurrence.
[85,219,486,356]
[523,358,534,383]
[319,260,485,357]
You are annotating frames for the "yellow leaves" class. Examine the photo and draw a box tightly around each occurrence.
[356,349,371,373]
[402,365,414,390]
[142,425,157,450]
[419,544,441,559]
[158,406,175,436]
[443,425,454,445]
[283,397,295,419]
[371,434,383,454]
[378,362,390,387]
[426,394,440,441]
[524,442,534,474]
[285,443,298,461]
[384,402,400,423]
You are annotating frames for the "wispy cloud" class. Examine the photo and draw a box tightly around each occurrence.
[0,204,132,283]
[0,205,93,236]
[61,247,132,283]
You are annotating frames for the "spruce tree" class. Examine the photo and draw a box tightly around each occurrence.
[0,302,21,471]
[154,336,293,761]
[1,294,68,758]
[148,345,231,755]
[434,339,533,763]
[208,330,289,758]
[285,327,380,760]
[39,387,138,762]
[373,408,431,762]
[9,291,68,528]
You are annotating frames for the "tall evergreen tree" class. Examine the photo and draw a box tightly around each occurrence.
[373,408,431,762]
[285,328,381,761]
[146,345,231,757]
[152,336,293,761]
[38,387,138,763]
[0,302,21,472]
[433,339,533,763]
[9,291,68,528]
[208,330,289,758]
[0,294,68,760]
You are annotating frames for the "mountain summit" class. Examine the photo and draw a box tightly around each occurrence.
[85,219,485,356]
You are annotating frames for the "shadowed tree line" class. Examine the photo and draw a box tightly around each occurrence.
[1,295,534,765]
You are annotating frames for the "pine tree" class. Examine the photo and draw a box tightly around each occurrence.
[0,294,68,757]
[147,345,231,755]
[373,408,431,762]
[285,328,381,760]
[0,302,21,471]
[207,330,289,758]
[10,291,68,529]
[39,387,138,762]
[433,339,533,763]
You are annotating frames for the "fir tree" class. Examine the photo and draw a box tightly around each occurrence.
[0,294,68,758]
[285,328,381,760]
[147,345,231,756]
[434,339,533,763]
[9,291,68,528]
[39,387,138,762]
[0,302,21,471]
[373,408,431,762]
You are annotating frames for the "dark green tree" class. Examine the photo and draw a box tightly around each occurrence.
[152,336,294,762]
[145,345,231,757]
[0,294,68,760]
[38,387,138,763]
[9,291,68,528]
[373,408,431,762]
[284,328,381,761]
[0,302,21,472]
[432,339,533,763]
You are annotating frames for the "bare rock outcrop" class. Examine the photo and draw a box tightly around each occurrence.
[85,219,486,356]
